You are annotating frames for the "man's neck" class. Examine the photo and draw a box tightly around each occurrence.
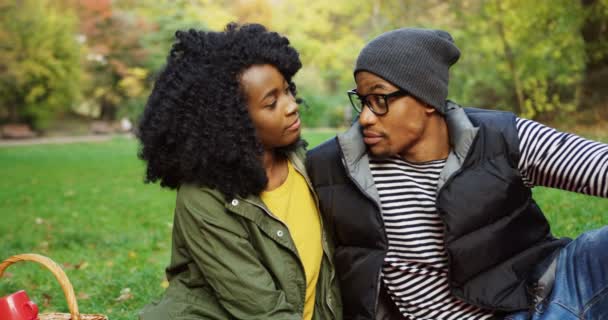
[400,114,450,163]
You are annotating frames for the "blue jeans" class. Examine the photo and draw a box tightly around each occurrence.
[505,227,608,320]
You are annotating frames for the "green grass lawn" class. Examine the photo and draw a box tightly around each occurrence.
[0,130,606,319]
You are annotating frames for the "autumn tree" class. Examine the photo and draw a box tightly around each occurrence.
[76,0,150,121]
[126,0,207,75]
[0,0,82,129]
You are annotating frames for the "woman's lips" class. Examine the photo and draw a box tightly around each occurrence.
[286,117,301,131]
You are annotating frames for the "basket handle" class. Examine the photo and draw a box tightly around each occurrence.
[0,254,80,320]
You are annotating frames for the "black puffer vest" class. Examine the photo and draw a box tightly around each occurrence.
[306,105,569,319]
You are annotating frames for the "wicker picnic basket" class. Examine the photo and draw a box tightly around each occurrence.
[0,253,108,320]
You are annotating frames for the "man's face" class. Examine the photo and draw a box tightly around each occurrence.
[355,71,435,158]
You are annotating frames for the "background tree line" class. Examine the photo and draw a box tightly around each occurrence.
[0,0,606,131]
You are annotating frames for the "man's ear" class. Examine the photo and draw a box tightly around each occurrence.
[424,103,437,114]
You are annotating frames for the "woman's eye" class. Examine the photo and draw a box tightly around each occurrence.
[266,101,277,109]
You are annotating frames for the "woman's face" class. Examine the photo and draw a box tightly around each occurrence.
[240,64,301,150]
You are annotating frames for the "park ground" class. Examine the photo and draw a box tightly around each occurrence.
[0,129,606,319]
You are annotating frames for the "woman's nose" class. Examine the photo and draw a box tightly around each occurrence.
[285,95,298,115]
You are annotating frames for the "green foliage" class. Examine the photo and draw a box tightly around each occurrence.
[584,0,608,65]
[1,0,607,128]
[274,0,370,91]
[299,92,351,128]
[135,0,207,74]
[0,0,82,129]
[449,0,586,119]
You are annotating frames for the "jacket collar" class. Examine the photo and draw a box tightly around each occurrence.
[235,144,311,209]
[337,122,382,205]
[438,101,479,190]
[336,101,479,194]
[444,101,478,162]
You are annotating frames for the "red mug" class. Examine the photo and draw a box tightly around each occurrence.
[0,290,39,320]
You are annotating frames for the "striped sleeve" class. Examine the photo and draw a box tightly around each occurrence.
[516,117,608,197]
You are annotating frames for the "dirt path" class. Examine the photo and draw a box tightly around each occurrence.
[0,134,133,147]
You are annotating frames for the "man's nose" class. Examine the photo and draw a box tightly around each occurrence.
[359,105,376,126]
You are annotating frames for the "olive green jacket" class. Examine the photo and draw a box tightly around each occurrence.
[139,149,342,320]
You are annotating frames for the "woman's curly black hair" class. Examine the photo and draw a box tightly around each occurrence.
[137,23,302,198]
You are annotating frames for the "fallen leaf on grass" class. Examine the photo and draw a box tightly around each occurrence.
[38,241,49,249]
[63,261,89,270]
[115,288,133,302]
[1,272,13,279]
[75,261,89,270]
[42,293,52,308]
[161,280,169,289]
[77,292,91,300]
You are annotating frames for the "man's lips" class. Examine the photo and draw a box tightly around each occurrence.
[363,130,383,145]
[286,117,301,131]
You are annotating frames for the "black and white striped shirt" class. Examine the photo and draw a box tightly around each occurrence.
[370,118,608,319]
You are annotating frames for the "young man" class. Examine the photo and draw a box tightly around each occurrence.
[306,27,608,320]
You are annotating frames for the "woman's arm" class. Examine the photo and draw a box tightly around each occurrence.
[175,186,301,319]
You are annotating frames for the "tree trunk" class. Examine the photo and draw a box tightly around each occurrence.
[496,17,525,115]
[579,0,608,111]
[99,98,117,121]
[8,92,24,123]
[8,102,19,123]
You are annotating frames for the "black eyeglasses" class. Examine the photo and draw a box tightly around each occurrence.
[347,89,409,116]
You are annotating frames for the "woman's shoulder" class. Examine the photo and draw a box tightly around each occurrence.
[177,183,223,200]
[175,184,250,236]
[176,184,227,218]
[177,183,224,201]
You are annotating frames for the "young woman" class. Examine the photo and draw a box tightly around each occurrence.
[137,23,341,320]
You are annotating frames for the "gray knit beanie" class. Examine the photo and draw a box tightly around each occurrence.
[354,28,460,114]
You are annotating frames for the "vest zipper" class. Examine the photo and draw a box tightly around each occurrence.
[434,132,492,310]
[337,149,388,316]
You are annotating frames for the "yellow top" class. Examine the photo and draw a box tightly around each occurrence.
[260,160,323,320]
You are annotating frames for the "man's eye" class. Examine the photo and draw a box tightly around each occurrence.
[368,95,381,105]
